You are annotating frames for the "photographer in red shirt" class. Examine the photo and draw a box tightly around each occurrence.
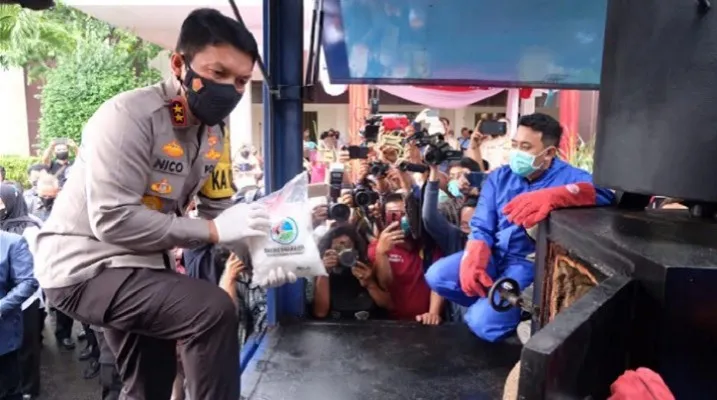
[368,193,444,325]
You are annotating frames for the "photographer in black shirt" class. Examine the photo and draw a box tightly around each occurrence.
[312,223,392,320]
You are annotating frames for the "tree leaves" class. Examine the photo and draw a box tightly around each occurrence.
[38,37,162,147]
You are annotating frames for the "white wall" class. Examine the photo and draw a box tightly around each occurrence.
[0,67,30,156]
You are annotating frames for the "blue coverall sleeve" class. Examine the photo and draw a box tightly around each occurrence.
[569,168,616,206]
[422,181,464,255]
[468,174,498,246]
[0,238,38,315]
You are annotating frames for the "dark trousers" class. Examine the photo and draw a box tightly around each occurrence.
[54,309,74,341]
[83,324,100,360]
[19,299,41,396]
[0,350,21,400]
[45,268,239,400]
[95,329,121,400]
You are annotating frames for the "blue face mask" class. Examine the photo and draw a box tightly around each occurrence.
[509,148,550,177]
[447,180,463,198]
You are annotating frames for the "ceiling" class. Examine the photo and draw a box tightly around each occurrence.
[65,0,316,53]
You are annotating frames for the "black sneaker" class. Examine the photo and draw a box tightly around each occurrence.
[78,345,95,361]
[83,360,100,380]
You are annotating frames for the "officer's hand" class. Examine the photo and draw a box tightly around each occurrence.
[261,266,298,288]
[213,203,271,245]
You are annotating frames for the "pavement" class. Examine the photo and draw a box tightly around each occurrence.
[37,320,98,400]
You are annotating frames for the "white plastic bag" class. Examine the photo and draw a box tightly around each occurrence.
[248,172,326,287]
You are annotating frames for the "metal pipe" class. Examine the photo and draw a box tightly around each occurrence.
[262,0,305,325]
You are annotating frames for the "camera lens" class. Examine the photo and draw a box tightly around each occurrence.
[424,149,438,165]
[329,203,351,222]
[354,191,368,207]
[338,249,358,268]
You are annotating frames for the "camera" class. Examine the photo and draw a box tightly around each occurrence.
[424,138,463,166]
[362,115,382,143]
[368,161,390,178]
[398,161,428,173]
[337,248,358,268]
[327,164,351,222]
[352,185,380,208]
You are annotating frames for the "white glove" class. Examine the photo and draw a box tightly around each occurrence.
[213,203,271,245]
[258,266,298,288]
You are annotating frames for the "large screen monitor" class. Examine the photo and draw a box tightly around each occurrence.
[322,0,607,89]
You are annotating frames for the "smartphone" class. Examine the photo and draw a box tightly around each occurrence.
[386,210,404,225]
[465,172,487,188]
[479,120,507,136]
[347,145,369,160]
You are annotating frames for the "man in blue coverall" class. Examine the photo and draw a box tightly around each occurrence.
[425,113,615,342]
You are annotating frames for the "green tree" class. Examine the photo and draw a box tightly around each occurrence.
[0,4,77,81]
[0,2,163,83]
[39,37,162,146]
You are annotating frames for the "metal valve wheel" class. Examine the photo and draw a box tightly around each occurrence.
[488,277,521,312]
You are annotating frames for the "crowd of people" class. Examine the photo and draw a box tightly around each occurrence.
[0,7,676,400]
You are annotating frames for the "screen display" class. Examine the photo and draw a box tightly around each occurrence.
[322,0,607,89]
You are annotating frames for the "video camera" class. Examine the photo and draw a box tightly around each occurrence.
[368,161,390,178]
[363,115,382,143]
[398,161,428,173]
[424,136,463,165]
[352,182,380,208]
[406,130,462,166]
[362,114,411,143]
[327,164,351,222]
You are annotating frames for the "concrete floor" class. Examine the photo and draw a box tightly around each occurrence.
[37,321,98,400]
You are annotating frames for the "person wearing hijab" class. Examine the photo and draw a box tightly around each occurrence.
[0,183,44,399]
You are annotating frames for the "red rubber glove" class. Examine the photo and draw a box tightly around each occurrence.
[459,240,493,297]
[503,182,597,228]
[608,368,675,400]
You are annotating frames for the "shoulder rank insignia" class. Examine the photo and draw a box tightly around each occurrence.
[204,148,221,161]
[162,140,185,158]
[150,179,173,195]
[169,99,188,127]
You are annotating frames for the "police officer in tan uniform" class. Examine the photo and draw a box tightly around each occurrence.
[32,9,282,400]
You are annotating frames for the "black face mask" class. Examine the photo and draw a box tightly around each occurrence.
[41,197,55,210]
[55,151,69,161]
[240,151,250,158]
[181,66,242,126]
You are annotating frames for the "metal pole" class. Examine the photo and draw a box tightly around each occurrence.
[263,0,305,325]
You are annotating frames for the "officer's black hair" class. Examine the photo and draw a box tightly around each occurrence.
[518,113,563,147]
[27,163,48,175]
[176,8,259,63]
